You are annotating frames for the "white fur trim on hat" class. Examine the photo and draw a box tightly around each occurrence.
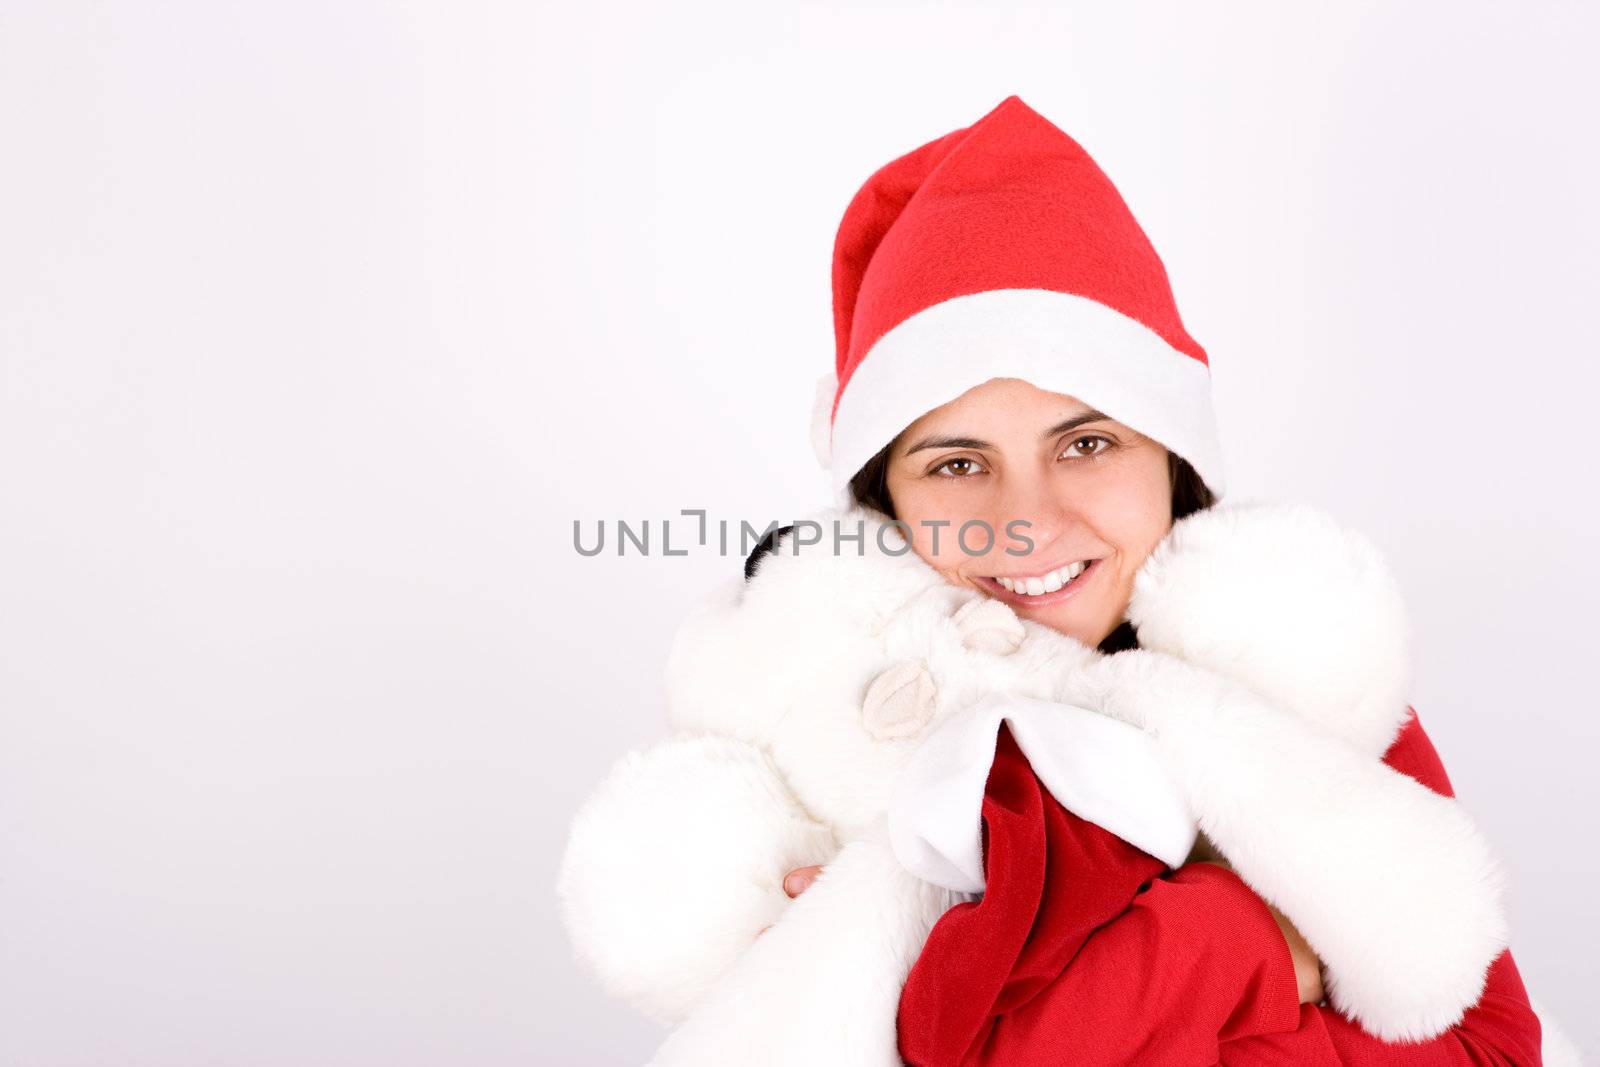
[809,370,836,470]
[827,288,1226,504]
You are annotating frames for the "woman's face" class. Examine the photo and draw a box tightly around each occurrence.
[882,377,1174,648]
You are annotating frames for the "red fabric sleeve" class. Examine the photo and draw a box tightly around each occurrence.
[1220,709,1544,1066]
[1221,949,1540,1065]
[896,711,1545,1067]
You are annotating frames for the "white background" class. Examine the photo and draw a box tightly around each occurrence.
[2,1,1596,1063]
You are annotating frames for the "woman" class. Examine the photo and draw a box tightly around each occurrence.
[785,95,1547,1064]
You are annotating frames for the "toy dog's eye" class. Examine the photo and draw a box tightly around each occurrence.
[743,524,796,582]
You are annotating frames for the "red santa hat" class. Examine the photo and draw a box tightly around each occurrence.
[815,94,1225,504]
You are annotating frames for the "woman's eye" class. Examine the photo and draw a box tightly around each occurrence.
[931,457,984,478]
[1062,435,1113,459]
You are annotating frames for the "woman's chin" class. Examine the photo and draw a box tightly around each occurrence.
[1014,600,1107,648]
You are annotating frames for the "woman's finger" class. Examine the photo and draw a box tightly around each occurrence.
[783,865,823,898]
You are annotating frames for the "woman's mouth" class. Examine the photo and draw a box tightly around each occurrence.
[975,557,1100,608]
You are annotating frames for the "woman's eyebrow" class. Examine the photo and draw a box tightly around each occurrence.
[904,411,1113,456]
[1042,410,1112,437]
[905,435,991,454]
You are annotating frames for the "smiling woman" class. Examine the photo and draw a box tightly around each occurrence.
[557,93,1569,1067]
[789,93,1560,1064]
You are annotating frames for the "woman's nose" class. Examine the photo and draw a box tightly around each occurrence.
[991,480,1081,561]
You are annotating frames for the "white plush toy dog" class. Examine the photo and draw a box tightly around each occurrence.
[557,502,1510,1065]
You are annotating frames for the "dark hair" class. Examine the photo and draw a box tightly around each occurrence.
[847,441,1216,655]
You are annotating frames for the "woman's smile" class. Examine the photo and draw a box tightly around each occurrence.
[973,556,1101,609]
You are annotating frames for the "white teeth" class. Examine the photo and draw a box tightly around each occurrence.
[993,559,1092,597]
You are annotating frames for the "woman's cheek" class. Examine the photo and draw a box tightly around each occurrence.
[1093,450,1174,546]
[907,518,1007,586]
[910,524,973,578]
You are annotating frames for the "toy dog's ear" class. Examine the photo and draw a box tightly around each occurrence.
[743,524,795,582]
[862,659,938,740]
[951,596,1026,654]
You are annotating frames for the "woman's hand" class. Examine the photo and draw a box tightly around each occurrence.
[754,866,825,940]
[783,865,823,898]
[1265,891,1326,1007]
[1194,855,1324,1006]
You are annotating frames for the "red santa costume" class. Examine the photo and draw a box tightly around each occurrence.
[816,94,1569,1065]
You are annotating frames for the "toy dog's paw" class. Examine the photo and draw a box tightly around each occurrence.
[1128,501,1413,757]
[951,596,1025,655]
[862,659,937,740]
[1052,648,1226,734]
[557,736,836,1024]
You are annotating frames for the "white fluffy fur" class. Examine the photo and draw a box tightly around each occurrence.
[649,833,958,1067]
[559,501,1535,1059]
[556,735,837,1024]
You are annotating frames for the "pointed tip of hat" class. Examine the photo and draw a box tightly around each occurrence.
[965,94,1072,146]
[978,93,1031,124]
